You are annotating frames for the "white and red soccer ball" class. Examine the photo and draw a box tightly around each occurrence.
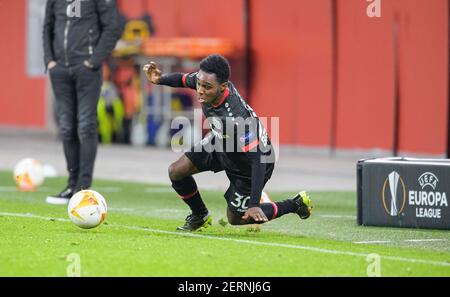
[13,158,45,191]
[68,189,108,229]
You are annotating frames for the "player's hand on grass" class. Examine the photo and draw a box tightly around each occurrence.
[143,61,162,84]
[242,207,268,223]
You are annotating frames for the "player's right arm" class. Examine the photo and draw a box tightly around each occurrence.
[143,62,163,84]
[143,62,197,89]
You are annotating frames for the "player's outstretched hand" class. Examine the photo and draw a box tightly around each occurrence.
[242,207,268,223]
[143,61,162,84]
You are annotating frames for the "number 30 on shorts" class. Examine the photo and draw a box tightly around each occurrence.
[230,193,250,210]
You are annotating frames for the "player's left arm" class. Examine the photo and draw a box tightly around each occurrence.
[241,151,268,222]
[239,121,268,222]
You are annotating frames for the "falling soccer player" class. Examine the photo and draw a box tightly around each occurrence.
[143,54,312,231]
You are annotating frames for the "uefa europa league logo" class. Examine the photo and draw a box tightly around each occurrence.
[382,171,406,216]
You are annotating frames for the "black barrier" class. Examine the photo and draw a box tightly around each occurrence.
[357,157,450,230]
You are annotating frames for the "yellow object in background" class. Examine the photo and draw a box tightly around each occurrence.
[122,20,150,42]
[98,82,125,144]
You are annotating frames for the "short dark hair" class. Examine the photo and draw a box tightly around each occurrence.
[199,54,230,84]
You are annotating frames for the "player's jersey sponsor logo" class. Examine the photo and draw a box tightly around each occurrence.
[240,131,256,144]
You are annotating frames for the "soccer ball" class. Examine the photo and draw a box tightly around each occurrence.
[13,158,45,191]
[68,190,107,229]
[260,191,272,203]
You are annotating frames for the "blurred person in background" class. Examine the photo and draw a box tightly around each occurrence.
[43,0,122,204]
[143,54,313,231]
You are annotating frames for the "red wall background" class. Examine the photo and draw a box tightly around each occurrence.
[395,0,448,154]
[249,0,333,146]
[0,0,448,155]
[336,0,448,154]
[0,0,46,127]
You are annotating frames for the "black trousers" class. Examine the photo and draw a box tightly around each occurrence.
[49,63,102,189]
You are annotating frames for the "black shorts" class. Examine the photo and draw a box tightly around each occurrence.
[185,150,274,216]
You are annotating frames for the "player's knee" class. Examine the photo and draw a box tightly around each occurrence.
[227,209,245,225]
[168,164,177,180]
[168,163,182,181]
[227,217,242,225]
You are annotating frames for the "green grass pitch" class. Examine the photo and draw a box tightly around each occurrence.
[0,171,449,276]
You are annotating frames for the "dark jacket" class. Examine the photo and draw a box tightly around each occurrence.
[43,0,122,69]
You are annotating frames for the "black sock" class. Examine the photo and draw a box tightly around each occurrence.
[248,200,296,224]
[273,199,297,217]
[245,203,277,224]
[171,176,208,215]
[261,203,275,220]
[242,199,299,225]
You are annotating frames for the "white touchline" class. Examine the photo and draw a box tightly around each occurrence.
[404,239,447,242]
[0,186,121,192]
[0,187,52,192]
[355,239,448,244]
[1,211,449,267]
[354,240,392,244]
[108,207,135,212]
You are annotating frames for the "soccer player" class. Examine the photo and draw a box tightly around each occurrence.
[143,54,313,231]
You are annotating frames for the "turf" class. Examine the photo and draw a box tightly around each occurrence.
[0,171,449,276]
